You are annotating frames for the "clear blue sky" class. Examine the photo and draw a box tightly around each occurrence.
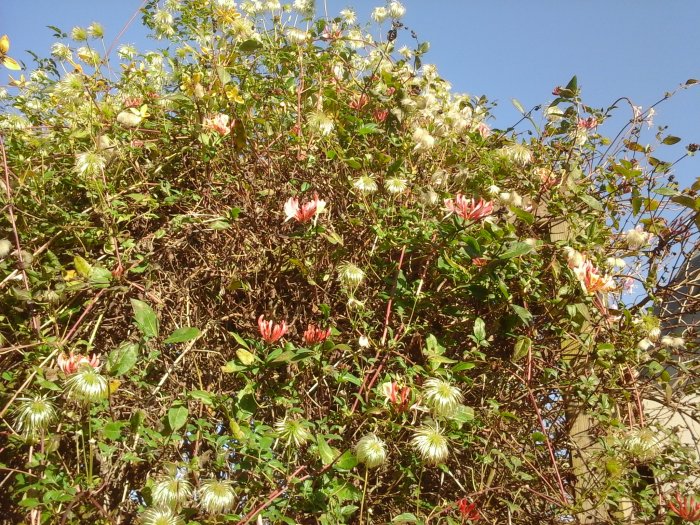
[2,0,699,187]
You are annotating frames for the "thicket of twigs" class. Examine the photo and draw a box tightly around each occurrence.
[1,2,699,524]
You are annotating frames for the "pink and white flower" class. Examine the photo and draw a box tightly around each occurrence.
[303,323,331,345]
[573,260,616,294]
[284,193,326,223]
[57,352,100,375]
[258,315,288,344]
[203,113,232,136]
[444,195,493,222]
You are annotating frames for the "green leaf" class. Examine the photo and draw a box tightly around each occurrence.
[473,318,486,341]
[653,186,679,197]
[662,135,681,145]
[131,299,159,339]
[512,336,532,362]
[357,123,380,135]
[511,98,525,114]
[392,513,419,523]
[167,406,188,432]
[334,450,358,470]
[164,326,201,344]
[511,304,533,325]
[74,255,92,277]
[578,193,604,211]
[499,242,534,259]
[89,266,112,288]
[189,389,214,405]
[239,39,262,52]
[103,421,124,440]
[106,342,139,376]
[236,348,258,365]
[316,435,336,465]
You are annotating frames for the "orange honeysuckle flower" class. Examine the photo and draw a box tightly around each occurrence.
[57,351,100,375]
[444,195,493,222]
[668,493,700,522]
[573,260,616,294]
[283,193,326,223]
[456,498,480,521]
[258,315,288,344]
[203,113,232,136]
[382,381,410,407]
[303,323,331,345]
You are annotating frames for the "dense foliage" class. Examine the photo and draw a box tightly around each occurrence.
[1,1,699,524]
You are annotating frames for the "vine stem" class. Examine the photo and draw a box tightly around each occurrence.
[359,466,369,525]
[351,245,406,414]
[0,135,39,333]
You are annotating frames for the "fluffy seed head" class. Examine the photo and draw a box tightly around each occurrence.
[423,377,463,417]
[275,417,313,447]
[66,368,109,403]
[15,395,56,436]
[151,476,193,508]
[355,433,387,469]
[139,506,183,525]
[412,420,450,465]
[338,262,365,289]
[199,479,236,515]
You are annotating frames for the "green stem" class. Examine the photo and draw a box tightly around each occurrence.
[359,466,369,525]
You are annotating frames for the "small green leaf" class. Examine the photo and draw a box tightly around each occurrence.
[74,255,92,277]
[578,193,604,211]
[316,435,336,465]
[239,39,262,52]
[334,450,358,470]
[473,318,486,341]
[167,406,188,432]
[131,299,159,339]
[236,348,258,365]
[662,135,681,145]
[103,421,124,440]
[106,342,139,376]
[189,390,214,405]
[392,513,419,523]
[512,336,532,362]
[164,327,201,344]
[499,242,534,259]
[511,304,533,325]
[89,266,112,288]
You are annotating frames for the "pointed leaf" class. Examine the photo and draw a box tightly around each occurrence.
[164,327,201,344]
[131,299,159,339]
[167,406,188,432]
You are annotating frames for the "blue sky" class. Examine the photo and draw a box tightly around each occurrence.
[2,0,699,187]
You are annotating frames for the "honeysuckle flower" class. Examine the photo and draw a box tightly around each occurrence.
[578,116,598,129]
[423,377,463,417]
[373,108,389,123]
[349,93,369,111]
[563,247,584,269]
[625,225,653,250]
[338,262,365,288]
[661,336,685,349]
[303,323,331,345]
[57,351,100,375]
[382,381,410,407]
[412,127,435,151]
[66,368,110,403]
[471,257,488,267]
[152,476,193,508]
[283,193,326,223]
[139,506,183,525]
[411,420,450,465]
[199,479,236,515]
[443,195,494,222]
[573,260,616,294]
[388,1,406,19]
[258,315,288,343]
[475,121,491,138]
[275,417,313,447]
[202,113,231,136]
[15,395,56,436]
[668,493,700,521]
[355,433,387,468]
[456,498,480,521]
[371,6,388,23]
